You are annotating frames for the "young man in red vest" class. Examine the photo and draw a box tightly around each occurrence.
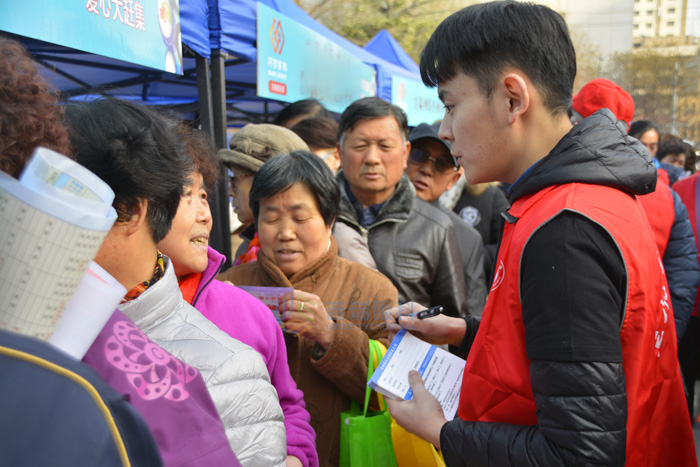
[385,2,696,465]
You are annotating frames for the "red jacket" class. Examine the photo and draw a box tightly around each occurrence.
[459,182,695,466]
[638,170,674,257]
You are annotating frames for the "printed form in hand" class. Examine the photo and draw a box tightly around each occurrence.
[369,329,465,420]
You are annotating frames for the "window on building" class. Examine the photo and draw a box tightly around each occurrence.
[647,9,653,14]
[634,23,639,29]
[667,21,675,26]
[668,8,676,13]
[646,23,653,28]
[634,10,640,15]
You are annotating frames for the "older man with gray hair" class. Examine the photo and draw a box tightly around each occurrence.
[334,97,470,319]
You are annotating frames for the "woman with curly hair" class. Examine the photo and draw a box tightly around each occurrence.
[0,35,71,177]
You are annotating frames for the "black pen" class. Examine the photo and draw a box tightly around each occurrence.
[395,305,444,323]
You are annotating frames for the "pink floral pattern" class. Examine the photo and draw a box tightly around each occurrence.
[105,320,197,401]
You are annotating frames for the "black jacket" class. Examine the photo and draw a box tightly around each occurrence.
[442,110,658,466]
[0,329,163,467]
[335,173,470,318]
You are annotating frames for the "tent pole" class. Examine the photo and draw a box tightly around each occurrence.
[195,54,231,266]
[195,55,215,140]
[210,49,232,269]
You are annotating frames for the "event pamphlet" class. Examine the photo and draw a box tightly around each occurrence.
[369,329,465,421]
[237,285,293,325]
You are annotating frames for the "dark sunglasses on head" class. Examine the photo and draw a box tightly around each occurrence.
[408,148,459,174]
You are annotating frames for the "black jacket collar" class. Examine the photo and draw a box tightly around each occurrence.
[509,109,657,202]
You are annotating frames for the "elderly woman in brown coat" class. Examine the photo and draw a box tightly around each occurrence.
[219,150,397,466]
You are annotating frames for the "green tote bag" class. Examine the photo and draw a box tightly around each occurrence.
[339,339,398,467]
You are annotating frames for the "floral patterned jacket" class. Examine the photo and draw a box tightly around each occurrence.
[83,309,240,467]
[85,256,286,467]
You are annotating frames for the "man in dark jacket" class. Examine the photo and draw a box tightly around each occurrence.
[334,97,470,318]
[572,78,699,341]
[405,123,488,317]
[385,2,696,465]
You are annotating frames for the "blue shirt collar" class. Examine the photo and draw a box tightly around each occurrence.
[345,183,385,227]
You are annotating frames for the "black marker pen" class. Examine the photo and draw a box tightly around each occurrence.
[395,305,444,323]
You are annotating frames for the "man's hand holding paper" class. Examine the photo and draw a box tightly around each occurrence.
[384,370,447,449]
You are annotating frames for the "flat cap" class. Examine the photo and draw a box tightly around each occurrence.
[219,123,309,172]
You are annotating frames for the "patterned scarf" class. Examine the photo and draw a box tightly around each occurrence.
[121,251,166,303]
[233,232,261,266]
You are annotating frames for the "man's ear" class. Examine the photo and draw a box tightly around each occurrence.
[402,140,411,170]
[123,199,149,236]
[446,168,463,191]
[329,148,342,174]
[336,142,343,167]
[502,74,530,125]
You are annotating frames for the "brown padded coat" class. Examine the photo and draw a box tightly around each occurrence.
[218,237,397,467]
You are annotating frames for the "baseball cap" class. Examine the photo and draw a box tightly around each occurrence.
[409,123,451,152]
[219,123,309,172]
[572,78,635,126]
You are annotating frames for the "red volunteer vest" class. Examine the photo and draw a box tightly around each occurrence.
[638,170,674,257]
[673,173,700,317]
[458,182,695,466]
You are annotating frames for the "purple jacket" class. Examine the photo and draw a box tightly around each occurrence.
[84,309,241,467]
[193,247,318,467]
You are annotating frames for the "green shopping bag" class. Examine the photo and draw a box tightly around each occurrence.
[339,339,398,467]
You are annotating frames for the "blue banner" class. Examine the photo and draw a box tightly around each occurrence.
[0,0,182,74]
[392,76,444,126]
[256,3,376,114]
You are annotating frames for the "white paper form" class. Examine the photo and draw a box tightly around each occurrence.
[0,148,117,340]
[369,329,465,421]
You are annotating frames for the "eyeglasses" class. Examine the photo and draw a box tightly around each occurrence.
[408,148,459,174]
[228,169,254,190]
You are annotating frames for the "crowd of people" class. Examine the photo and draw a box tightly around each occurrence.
[2,0,700,465]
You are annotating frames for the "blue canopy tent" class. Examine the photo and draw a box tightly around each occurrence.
[362,29,445,126]
[364,29,420,75]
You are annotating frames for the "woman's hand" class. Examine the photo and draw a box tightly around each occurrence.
[385,301,467,347]
[279,290,336,349]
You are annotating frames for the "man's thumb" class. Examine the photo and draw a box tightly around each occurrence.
[408,370,425,390]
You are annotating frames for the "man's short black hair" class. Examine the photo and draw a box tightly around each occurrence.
[249,149,340,228]
[273,98,334,127]
[419,1,576,116]
[337,97,409,146]
[65,98,192,243]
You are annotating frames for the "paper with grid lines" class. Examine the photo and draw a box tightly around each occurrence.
[0,147,117,340]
